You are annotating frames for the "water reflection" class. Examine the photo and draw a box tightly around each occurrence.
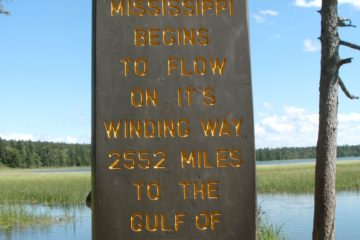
[0,205,91,240]
[258,192,360,240]
[1,192,359,240]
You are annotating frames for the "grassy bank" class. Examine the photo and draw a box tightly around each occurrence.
[0,168,90,205]
[2,163,357,239]
[257,161,360,193]
[1,161,360,204]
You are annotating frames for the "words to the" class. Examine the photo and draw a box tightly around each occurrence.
[121,58,148,77]
[179,180,219,200]
[133,181,161,200]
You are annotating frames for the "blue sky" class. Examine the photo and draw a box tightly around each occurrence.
[0,0,360,148]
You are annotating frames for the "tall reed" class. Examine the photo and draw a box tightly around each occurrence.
[257,161,360,193]
[0,169,90,205]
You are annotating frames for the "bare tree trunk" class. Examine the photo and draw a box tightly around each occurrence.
[313,1,339,239]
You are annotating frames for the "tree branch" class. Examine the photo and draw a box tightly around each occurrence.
[340,40,360,51]
[338,58,353,68]
[0,2,10,16]
[0,10,10,15]
[338,77,359,100]
[338,17,356,27]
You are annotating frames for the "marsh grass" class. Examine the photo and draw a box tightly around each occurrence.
[1,161,359,204]
[258,208,287,240]
[0,162,359,236]
[257,161,360,193]
[0,205,53,230]
[0,168,90,205]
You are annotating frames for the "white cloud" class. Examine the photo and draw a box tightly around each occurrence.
[255,105,360,148]
[262,117,295,133]
[65,136,80,144]
[341,0,360,8]
[260,10,279,16]
[0,132,35,141]
[304,38,321,52]
[295,0,360,9]
[263,102,274,110]
[338,113,360,122]
[0,132,87,144]
[284,105,306,115]
[268,34,281,40]
[255,106,318,148]
[252,14,265,23]
[252,9,279,23]
[295,0,321,7]
[45,136,80,144]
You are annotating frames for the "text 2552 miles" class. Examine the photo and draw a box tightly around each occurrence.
[108,150,167,170]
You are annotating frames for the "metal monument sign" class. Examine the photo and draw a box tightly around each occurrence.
[92,0,256,239]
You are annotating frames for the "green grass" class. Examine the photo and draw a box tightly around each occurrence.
[257,160,360,193]
[1,162,358,237]
[0,168,90,205]
[0,205,53,230]
[1,161,359,205]
[0,205,76,230]
[258,223,286,240]
[258,209,287,240]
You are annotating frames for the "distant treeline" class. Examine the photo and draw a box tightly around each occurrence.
[0,138,90,168]
[256,145,360,161]
[1,138,360,168]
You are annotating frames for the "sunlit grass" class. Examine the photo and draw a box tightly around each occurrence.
[1,161,359,204]
[0,168,90,205]
[257,160,360,193]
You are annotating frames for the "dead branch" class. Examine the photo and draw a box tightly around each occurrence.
[338,58,353,68]
[0,2,10,16]
[0,8,10,15]
[338,17,356,27]
[340,40,360,51]
[338,77,359,100]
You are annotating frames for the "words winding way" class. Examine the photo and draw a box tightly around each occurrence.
[93,0,256,239]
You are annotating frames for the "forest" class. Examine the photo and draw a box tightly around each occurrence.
[0,138,90,168]
[256,145,360,161]
[0,138,360,168]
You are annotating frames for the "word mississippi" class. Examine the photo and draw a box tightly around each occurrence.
[111,0,234,17]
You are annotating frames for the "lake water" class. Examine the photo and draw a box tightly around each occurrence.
[1,192,359,239]
[259,192,360,240]
[0,205,91,240]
